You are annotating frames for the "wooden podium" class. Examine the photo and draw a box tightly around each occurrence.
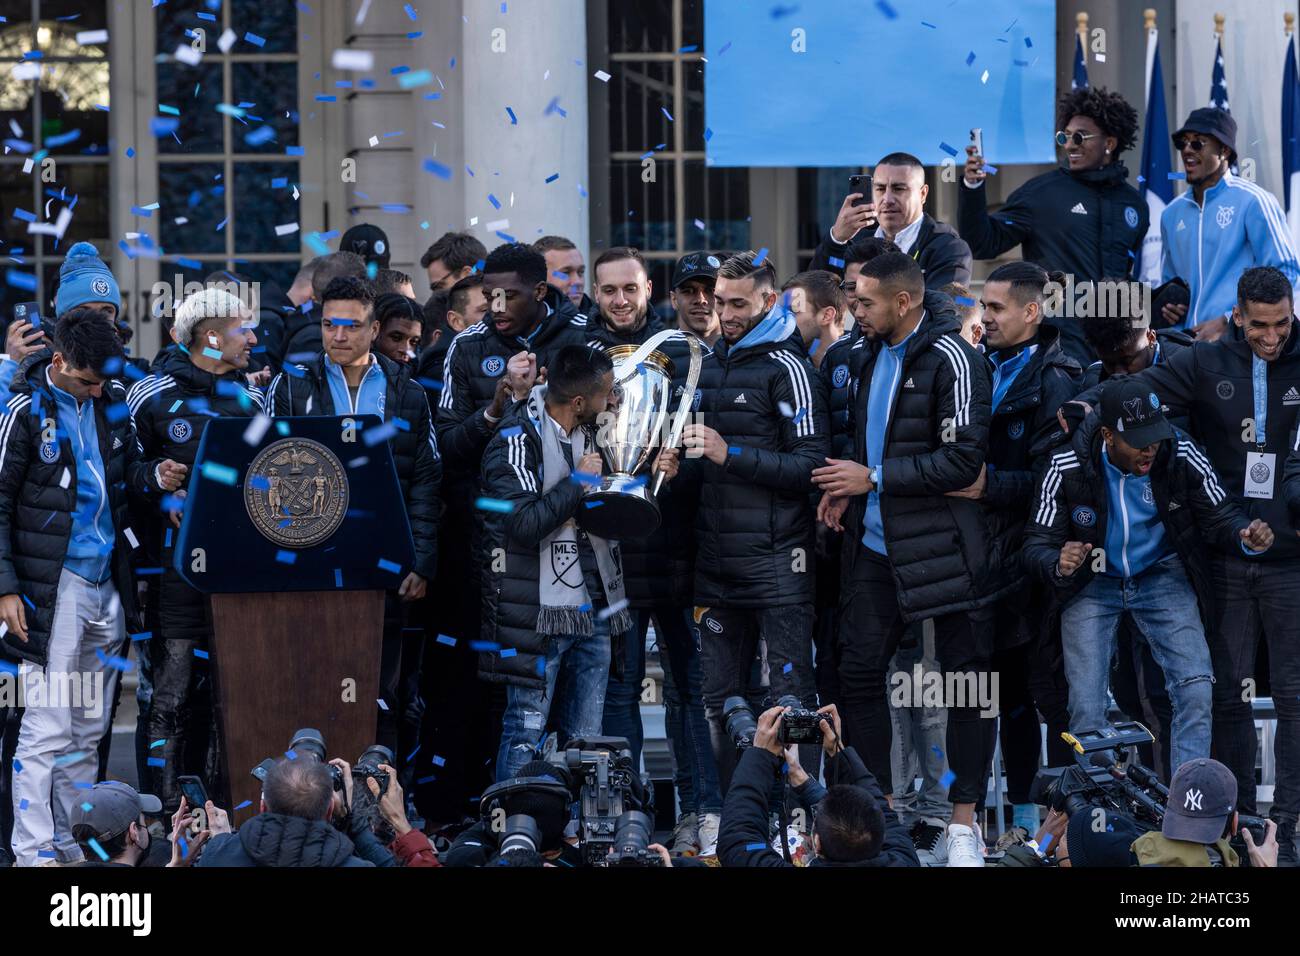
[175,415,414,825]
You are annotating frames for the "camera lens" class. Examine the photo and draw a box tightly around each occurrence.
[776,694,803,711]
[500,814,542,855]
[609,810,653,865]
[723,696,758,749]
[289,727,328,763]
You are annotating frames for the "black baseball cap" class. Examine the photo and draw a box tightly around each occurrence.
[340,224,391,269]
[1100,377,1173,449]
[1163,758,1237,844]
[70,781,162,843]
[671,252,720,290]
[1173,107,1237,163]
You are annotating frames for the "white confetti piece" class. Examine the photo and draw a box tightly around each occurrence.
[174,44,202,66]
[368,135,379,147]
[980,70,989,84]
[243,414,271,446]
[59,468,71,489]
[21,158,32,173]
[12,62,41,81]
[274,222,300,236]
[76,30,109,45]
[124,527,139,549]
[485,218,510,232]
[217,28,237,54]
[332,49,374,71]
[594,70,611,82]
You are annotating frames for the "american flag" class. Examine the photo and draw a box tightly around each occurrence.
[1071,34,1089,90]
[1209,36,1230,111]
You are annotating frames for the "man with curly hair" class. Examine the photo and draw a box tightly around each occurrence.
[959,87,1147,364]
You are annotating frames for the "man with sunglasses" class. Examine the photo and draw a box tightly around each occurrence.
[1159,108,1300,340]
[960,88,1147,365]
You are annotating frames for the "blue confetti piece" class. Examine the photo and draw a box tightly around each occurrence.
[727,445,742,456]
[234,800,253,811]
[661,106,674,121]
[506,106,518,125]
[423,158,452,179]
[193,648,209,660]
[87,838,109,862]
[285,749,298,760]
[500,648,517,658]
[150,116,179,137]
[470,640,501,652]
[487,193,501,209]
[584,500,605,508]
[753,246,769,266]
[12,759,22,773]
[939,142,958,157]
[200,462,238,485]
[782,662,793,674]
[436,634,457,646]
[147,757,166,768]
[275,550,296,565]
[433,755,446,767]
[921,20,937,28]
[334,568,343,588]
[1040,833,1053,852]
[931,744,944,758]
[745,843,766,851]
[12,208,35,222]
[940,769,956,788]
[131,631,152,642]
[151,739,165,749]
[404,2,418,19]
[828,256,845,269]
[5,269,36,291]
[475,496,514,513]
[966,51,976,67]
[377,558,401,574]
[876,0,898,17]
[982,163,998,175]
[244,32,266,47]
[1168,171,1186,180]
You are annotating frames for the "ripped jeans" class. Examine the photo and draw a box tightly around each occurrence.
[496,619,611,781]
[1059,553,1212,775]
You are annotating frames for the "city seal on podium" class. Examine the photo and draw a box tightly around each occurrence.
[243,438,349,548]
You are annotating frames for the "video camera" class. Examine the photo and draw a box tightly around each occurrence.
[1031,722,1166,830]
[478,735,659,866]
[723,694,827,749]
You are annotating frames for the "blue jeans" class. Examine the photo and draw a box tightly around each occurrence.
[1059,554,1212,774]
[496,619,611,781]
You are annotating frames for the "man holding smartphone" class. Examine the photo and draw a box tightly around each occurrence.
[813,153,972,291]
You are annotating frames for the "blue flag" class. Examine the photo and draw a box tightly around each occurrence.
[1284,34,1300,245]
[1137,26,1173,284]
[1209,36,1230,110]
[1072,34,1089,91]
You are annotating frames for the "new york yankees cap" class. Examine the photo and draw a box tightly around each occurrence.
[1162,758,1237,844]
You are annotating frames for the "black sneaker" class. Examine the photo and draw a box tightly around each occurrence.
[911,817,948,862]
[1275,818,1298,867]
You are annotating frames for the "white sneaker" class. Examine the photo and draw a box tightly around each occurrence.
[912,816,949,865]
[697,812,721,857]
[945,822,985,867]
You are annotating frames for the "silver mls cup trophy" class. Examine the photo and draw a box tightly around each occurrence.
[577,329,703,539]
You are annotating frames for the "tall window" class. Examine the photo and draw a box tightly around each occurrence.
[0,0,111,317]
[600,0,749,315]
[153,0,302,298]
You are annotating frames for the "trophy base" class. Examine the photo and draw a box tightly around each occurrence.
[578,474,661,539]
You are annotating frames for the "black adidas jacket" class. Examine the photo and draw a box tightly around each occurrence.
[0,356,163,665]
[476,404,623,688]
[1065,320,1300,561]
[839,297,998,620]
[811,213,973,290]
[267,352,441,580]
[692,318,830,608]
[272,306,322,371]
[1024,413,1251,621]
[820,330,860,461]
[126,350,264,643]
[958,163,1148,362]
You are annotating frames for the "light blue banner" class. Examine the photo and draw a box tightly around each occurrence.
[704,0,1058,167]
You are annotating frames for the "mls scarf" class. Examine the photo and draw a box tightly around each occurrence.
[527,385,632,638]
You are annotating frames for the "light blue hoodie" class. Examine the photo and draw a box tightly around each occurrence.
[46,367,114,583]
[1160,170,1300,329]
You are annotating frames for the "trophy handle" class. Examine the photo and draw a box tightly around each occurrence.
[652,333,703,496]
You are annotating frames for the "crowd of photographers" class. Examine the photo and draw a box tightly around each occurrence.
[5,87,1300,869]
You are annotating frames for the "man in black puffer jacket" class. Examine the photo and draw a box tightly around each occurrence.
[1,310,184,867]
[960,87,1147,365]
[951,263,1082,812]
[813,253,994,864]
[198,758,394,867]
[266,277,441,766]
[718,703,918,867]
[477,346,679,781]
[681,251,830,793]
[127,288,265,812]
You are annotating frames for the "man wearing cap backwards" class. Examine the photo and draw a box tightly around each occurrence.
[669,252,721,346]
[1026,377,1271,776]
[340,223,391,272]
[126,288,264,813]
[1131,758,1278,867]
[1160,108,1300,338]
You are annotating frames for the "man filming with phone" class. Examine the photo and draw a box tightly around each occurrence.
[813,152,972,291]
[717,703,919,867]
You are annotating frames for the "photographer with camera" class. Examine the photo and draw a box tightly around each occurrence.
[198,757,405,868]
[1129,758,1278,867]
[718,703,919,867]
[443,759,584,867]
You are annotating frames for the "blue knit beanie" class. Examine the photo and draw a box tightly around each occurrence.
[55,241,121,316]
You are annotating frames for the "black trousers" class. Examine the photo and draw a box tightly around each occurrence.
[378,592,425,778]
[698,603,818,794]
[837,547,996,808]
[1208,553,1300,821]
